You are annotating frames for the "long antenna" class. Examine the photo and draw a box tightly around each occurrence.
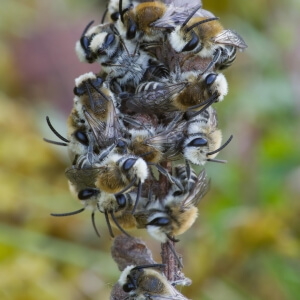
[45,116,70,143]
[110,211,132,237]
[181,5,202,28]
[51,208,85,217]
[207,135,233,156]
[91,211,101,237]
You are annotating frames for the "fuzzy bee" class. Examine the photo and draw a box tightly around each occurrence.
[134,164,209,243]
[124,71,228,114]
[164,6,247,72]
[75,22,168,87]
[119,264,187,300]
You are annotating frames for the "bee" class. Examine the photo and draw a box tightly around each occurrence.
[75,22,168,87]
[183,106,233,165]
[107,0,136,22]
[119,264,187,299]
[50,157,140,238]
[134,165,209,243]
[71,72,127,157]
[125,71,228,114]
[167,6,247,72]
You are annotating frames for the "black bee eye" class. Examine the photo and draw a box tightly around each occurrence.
[148,217,170,227]
[105,33,115,46]
[110,12,120,21]
[123,158,137,171]
[123,282,135,293]
[126,18,137,40]
[117,140,127,154]
[74,130,89,146]
[187,138,208,147]
[182,31,199,52]
[116,194,127,208]
[80,36,90,51]
[173,191,183,197]
[205,73,217,85]
[78,189,99,200]
[92,77,103,88]
[73,85,85,96]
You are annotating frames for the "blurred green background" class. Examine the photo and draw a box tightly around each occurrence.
[0,0,299,299]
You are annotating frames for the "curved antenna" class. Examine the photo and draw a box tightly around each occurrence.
[91,211,101,237]
[187,91,218,112]
[45,116,70,143]
[87,79,109,101]
[119,0,124,23]
[101,8,108,24]
[104,210,115,238]
[82,20,94,37]
[181,4,202,28]
[51,207,85,217]
[115,176,137,196]
[110,211,132,237]
[43,138,68,147]
[186,17,219,33]
[131,180,142,214]
[206,158,227,164]
[207,135,233,156]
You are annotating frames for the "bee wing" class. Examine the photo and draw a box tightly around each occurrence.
[151,3,202,29]
[65,166,101,191]
[181,169,209,209]
[212,29,248,49]
[208,106,218,129]
[126,82,187,114]
[148,290,190,300]
[84,100,121,148]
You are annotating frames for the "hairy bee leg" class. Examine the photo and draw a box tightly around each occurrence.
[104,210,115,238]
[50,208,85,217]
[91,211,101,238]
[110,211,132,237]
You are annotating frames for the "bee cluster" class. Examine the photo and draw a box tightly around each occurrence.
[45,0,246,298]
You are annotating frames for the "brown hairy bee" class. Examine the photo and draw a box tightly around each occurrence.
[134,164,209,243]
[119,264,187,299]
[124,71,228,115]
[167,6,247,72]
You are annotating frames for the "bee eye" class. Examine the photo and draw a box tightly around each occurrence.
[205,73,217,85]
[122,158,137,171]
[92,77,103,88]
[105,33,115,46]
[173,191,183,197]
[126,18,137,40]
[116,194,127,208]
[148,217,170,227]
[117,140,127,154]
[78,189,99,200]
[123,282,135,292]
[110,12,120,21]
[187,138,208,147]
[182,31,199,52]
[73,85,85,96]
[74,130,89,146]
[80,36,90,51]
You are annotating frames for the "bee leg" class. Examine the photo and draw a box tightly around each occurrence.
[91,211,101,238]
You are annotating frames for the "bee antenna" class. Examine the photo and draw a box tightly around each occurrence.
[167,240,183,269]
[101,7,108,24]
[132,264,166,271]
[187,91,218,112]
[181,4,202,28]
[110,211,132,237]
[115,176,137,196]
[206,158,227,164]
[50,208,85,217]
[91,211,101,237]
[207,135,233,156]
[45,116,70,143]
[119,0,124,23]
[82,20,94,37]
[131,180,142,214]
[88,79,109,101]
[43,138,68,147]
[186,17,219,33]
[104,210,115,238]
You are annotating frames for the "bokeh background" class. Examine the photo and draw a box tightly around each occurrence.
[0,0,299,299]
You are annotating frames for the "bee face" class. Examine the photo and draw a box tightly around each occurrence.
[183,129,222,165]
